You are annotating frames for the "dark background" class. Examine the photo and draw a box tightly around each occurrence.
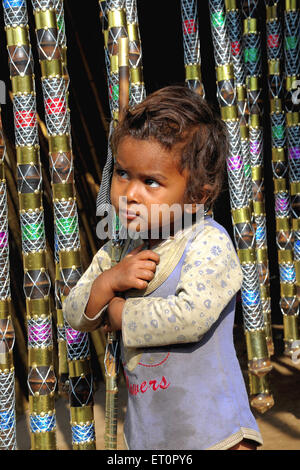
[0,0,281,344]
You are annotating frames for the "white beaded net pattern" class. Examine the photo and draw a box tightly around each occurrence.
[3,0,28,26]
[0,371,16,450]
[181,0,200,66]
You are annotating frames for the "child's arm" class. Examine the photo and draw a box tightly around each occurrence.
[63,241,159,332]
[121,227,243,348]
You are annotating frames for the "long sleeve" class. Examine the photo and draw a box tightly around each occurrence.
[122,225,243,348]
[62,241,112,331]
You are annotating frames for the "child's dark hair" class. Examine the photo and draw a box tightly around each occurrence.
[111,85,228,207]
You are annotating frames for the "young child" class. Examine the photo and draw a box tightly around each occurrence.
[63,86,263,450]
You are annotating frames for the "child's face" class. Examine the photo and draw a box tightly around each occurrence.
[110,136,190,238]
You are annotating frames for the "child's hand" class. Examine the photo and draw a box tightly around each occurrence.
[102,297,125,333]
[106,244,160,292]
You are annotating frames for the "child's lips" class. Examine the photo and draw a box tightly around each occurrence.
[119,209,140,221]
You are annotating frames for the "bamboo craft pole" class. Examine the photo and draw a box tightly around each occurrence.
[2,0,57,449]
[30,0,96,449]
[266,1,299,358]
[284,0,300,354]
[180,0,205,97]
[125,0,146,106]
[0,108,16,450]
[52,0,69,397]
[55,0,107,382]
[103,0,128,450]
[241,1,274,362]
[208,1,273,413]
[226,1,273,354]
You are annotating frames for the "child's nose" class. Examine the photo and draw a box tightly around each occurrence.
[125,180,141,203]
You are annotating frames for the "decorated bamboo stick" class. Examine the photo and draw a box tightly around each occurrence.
[102,0,128,450]
[241,0,274,360]
[125,0,146,106]
[0,107,16,450]
[2,0,57,449]
[180,0,205,97]
[284,0,300,354]
[30,0,96,449]
[266,1,299,359]
[208,1,273,412]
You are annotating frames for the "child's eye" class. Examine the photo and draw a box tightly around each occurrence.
[116,169,128,179]
[145,179,160,188]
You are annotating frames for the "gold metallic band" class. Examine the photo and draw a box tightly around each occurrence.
[127,23,139,41]
[0,163,4,181]
[292,218,300,231]
[52,182,74,200]
[243,18,257,35]
[16,146,40,164]
[31,431,56,451]
[238,248,256,263]
[225,0,237,10]
[268,60,280,75]
[0,351,13,372]
[29,395,55,414]
[23,251,47,270]
[247,76,260,91]
[260,285,270,300]
[56,308,64,329]
[70,406,94,423]
[220,106,238,120]
[118,36,128,67]
[49,135,70,153]
[249,114,260,128]
[11,75,34,95]
[130,67,143,84]
[249,373,269,395]
[72,441,96,451]
[295,261,300,285]
[0,299,11,318]
[236,85,246,101]
[5,26,29,46]
[283,314,299,341]
[273,178,287,193]
[19,192,42,212]
[256,247,268,263]
[286,112,299,127]
[110,55,118,74]
[290,181,300,195]
[239,125,249,140]
[251,165,262,180]
[216,64,233,81]
[270,98,282,113]
[266,5,278,20]
[281,283,295,297]
[245,328,269,360]
[34,9,57,30]
[253,200,265,216]
[231,206,251,223]
[26,298,50,317]
[276,217,291,231]
[285,0,297,11]
[108,9,127,28]
[185,64,201,81]
[68,358,92,378]
[272,147,285,161]
[40,59,62,78]
[28,348,54,367]
[59,249,81,269]
[278,250,293,263]
[286,75,298,91]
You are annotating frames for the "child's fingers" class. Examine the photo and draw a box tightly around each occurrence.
[136,249,160,264]
[136,268,155,281]
[138,260,157,272]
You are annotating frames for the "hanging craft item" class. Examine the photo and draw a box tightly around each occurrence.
[30,0,96,450]
[101,0,128,450]
[180,0,205,96]
[2,0,57,449]
[125,0,145,106]
[0,106,16,450]
[208,0,273,413]
[241,0,273,357]
[284,0,300,355]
